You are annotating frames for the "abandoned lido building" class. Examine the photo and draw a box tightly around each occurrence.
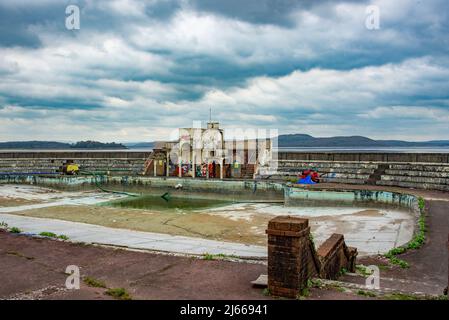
[143,121,276,180]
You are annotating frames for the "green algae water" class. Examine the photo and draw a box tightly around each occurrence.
[106,195,231,211]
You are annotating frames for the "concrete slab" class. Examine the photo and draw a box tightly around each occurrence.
[0,214,267,258]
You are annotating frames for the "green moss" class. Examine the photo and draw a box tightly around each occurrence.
[39,231,69,240]
[39,231,58,238]
[84,277,107,288]
[355,265,374,277]
[262,288,271,296]
[297,287,310,299]
[9,227,22,234]
[357,290,377,298]
[337,267,348,277]
[105,288,132,300]
[332,285,346,293]
[203,253,215,260]
[383,293,419,300]
[202,253,238,260]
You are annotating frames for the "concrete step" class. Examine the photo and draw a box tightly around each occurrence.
[381,175,449,185]
[389,164,449,172]
[321,178,367,184]
[377,180,449,191]
[277,168,375,174]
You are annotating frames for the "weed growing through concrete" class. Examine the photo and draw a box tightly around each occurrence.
[39,231,57,238]
[382,293,419,300]
[357,290,377,298]
[0,221,8,229]
[308,278,323,288]
[383,293,447,300]
[105,288,132,300]
[9,227,22,234]
[262,288,271,296]
[203,253,215,260]
[332,285,346,293]
[202,253,238,260]
[355,265,374,277]
[84,277,107,288]
[337,267,348,277]
[39,232,69,240]
[297,287,310,300]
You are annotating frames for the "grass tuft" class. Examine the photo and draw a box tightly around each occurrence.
[9,227,22,234]
[105,288,132,300]
[39,231,69,240]
[84,277,107,288]
[202,253,238,260]
[39,231,57,238]
[357,290,377,298]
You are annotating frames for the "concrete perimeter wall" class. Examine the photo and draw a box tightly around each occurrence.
[1,151,449,191]
[0,151,151,159]
[271,152,449,192]
[278,151,449,163]
[0,151,150,176]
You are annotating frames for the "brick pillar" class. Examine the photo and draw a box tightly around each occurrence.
[266,216,318,298]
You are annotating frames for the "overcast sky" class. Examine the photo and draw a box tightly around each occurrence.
[0,0,448,142]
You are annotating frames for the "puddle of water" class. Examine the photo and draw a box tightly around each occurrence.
[106,195,231,212]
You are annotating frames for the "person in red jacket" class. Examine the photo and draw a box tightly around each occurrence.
[297,169,320,184]
[311,170,320,183]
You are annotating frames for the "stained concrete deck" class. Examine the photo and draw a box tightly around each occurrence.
[0,214,266,258]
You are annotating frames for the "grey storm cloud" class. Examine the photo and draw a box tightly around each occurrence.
[0,0,449,142]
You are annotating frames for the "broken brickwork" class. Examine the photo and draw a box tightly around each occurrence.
[266,216,357,298]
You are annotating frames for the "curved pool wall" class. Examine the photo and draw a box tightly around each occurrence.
[1,175,422,247]
[285,186,421,239]
[1,175,420,210]
[285,186,419,209]
[0,175,285,202]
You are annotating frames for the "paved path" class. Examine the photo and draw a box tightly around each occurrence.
[399,200,448,292]
[357,199,449,295]
[0,214,266,258]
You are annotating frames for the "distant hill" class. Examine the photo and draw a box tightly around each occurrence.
[0,141,71,149]
[278,134,449,148]
[71,141,127,149]
[2,135,449,150]
[0,140,127,150]
[125,142,155,149]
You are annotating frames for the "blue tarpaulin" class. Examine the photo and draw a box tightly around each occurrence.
[297,175,316,184]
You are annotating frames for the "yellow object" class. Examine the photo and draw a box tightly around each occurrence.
[66,164,79,173]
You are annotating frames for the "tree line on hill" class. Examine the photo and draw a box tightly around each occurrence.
[0,140,127,149]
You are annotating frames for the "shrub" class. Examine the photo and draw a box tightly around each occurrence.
[39,232,58,238]
[9,227,22,234]
[84,277,106,288]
